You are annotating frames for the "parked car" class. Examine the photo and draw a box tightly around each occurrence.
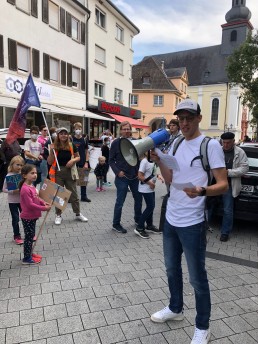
[214,144,258,222]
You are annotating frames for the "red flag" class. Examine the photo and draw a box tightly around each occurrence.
[6,74,41,144]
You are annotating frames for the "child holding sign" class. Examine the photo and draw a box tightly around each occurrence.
[3,156,24,245]
[19,164,51,265]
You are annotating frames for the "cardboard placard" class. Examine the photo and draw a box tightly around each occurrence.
[39,179,71,211]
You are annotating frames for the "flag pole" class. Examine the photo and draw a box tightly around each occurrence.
[40,108,60,171]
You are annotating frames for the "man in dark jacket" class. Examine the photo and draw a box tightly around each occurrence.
[109,121,142,233]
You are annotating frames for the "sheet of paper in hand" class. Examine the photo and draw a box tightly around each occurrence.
[155,148,180,171]
[6,174,22,191]
[39,179,72,211]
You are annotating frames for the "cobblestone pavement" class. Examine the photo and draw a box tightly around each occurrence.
[0,171,258,344]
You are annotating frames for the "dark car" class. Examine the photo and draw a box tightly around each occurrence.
[234,144,258,222]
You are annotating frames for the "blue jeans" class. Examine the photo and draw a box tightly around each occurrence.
[163,219,210,330]
[113,176,142,225]
[9,203,22,237]
[138,192,155,228]
[221,186,234,235]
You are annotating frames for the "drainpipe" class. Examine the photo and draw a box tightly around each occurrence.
[85,7,91,135]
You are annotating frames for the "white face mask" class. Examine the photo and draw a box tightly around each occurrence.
[31,134,38,140]
[51,133,57,139]
[75,129,82,135]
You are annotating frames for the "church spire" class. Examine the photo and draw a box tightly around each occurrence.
[225,0,251,23]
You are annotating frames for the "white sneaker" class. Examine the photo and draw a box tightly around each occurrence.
[55,215,62,225]
[76,213,88,222]
[191,327,211,344]
[151,306,184,323]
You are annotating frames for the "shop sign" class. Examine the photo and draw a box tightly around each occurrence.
[5,74,52,101]
[98,100,141,119]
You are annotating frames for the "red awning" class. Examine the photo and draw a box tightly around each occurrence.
[108,114,149,129]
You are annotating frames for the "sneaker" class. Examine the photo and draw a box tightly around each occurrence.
[14,236,23,245]
[112,224,127,233]
[32,253,42,260]
[96,187,101,192]
[134,227,150,239]
[22,257,40,265]
[107,182,112,186]
[81,197,91,202]
[220,234,229,242]
[100,187,106,191]
[55,215,62,225]
[76,213,88,222]
[191,327,211,344]
[146,225,162,234]
[102,182,107,186]
[151,306,184,323]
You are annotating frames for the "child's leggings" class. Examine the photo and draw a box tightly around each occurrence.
[21,219,36,259]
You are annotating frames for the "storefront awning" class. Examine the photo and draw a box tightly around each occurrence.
[108,114,149,129]
[55,107,115,121]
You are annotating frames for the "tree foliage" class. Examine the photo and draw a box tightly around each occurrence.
[226,31,258,110]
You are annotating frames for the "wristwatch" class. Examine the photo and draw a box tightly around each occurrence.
[199,187,206,196]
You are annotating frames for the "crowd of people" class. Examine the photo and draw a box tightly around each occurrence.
[0,100,251,344]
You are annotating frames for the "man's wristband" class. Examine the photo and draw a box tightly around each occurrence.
[199,187,207,196]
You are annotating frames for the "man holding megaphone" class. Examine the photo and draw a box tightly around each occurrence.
[109,121,142,233]
[149,99,228,344]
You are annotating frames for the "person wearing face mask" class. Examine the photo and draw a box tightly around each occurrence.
[71,122,91,202]
[24,126,43,186]
[43,127,57,175]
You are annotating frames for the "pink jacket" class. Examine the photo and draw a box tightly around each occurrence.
[20,183,47,219]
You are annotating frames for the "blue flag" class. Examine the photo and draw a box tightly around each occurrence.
[6,74,41,144]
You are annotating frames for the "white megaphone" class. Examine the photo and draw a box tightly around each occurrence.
[120,128,170,167]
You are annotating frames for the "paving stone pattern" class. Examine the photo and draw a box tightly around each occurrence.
[0,171,258,343]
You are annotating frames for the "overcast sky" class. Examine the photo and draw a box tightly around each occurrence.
[112,0,258,64]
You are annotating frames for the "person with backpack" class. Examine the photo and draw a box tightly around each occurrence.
[150,99,228,344]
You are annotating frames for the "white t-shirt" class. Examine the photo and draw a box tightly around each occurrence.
[166,135,225,227]
[138,158,156,193]
[24,139,42,160]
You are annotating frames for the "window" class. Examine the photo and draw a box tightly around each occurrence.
[72,66,80,88]
[49,1,59,30]
[115,57,123,75]
[17,44,30,72]
[95,82,104,98]
[95,7,105,29]
[211,98,219,126]
[114,88,123,102]
[230,30,237,42]
[95,45,105,65]
[175,97,179,108]
[72,17,79,40]
[154,95,163,106]
[116,24,124,42]
[50,57,59,82]
[16,0,30,13]
[130,95,138,106]
[142,73,150,84]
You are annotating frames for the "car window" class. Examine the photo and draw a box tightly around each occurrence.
[247,157,258,169]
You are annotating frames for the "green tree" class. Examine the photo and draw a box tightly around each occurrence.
[226,31,258,110]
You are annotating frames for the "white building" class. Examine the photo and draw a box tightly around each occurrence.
[0,0,140,136]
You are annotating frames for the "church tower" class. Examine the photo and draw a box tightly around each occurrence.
[221,0,253,55]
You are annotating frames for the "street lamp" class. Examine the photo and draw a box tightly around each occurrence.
[224,124,233,132]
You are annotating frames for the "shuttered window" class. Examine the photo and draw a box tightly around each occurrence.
[81,69,85,91]
[81,22,85,45]
[43,53,50,80]
[16,0,30,13]
[60,7,66,33]
[31,0,38,17]
[50,57,59,82]
[72,17,79,40]
[49,1,59,30]
[72,66,80,88]
[32,48,40,77]
[8,39,17,71]
[61,61,66,85]
[66,12,72,37]
[67,63,72,87]
[95,45,105,65]
[115,57,123,75]
[0,35,4,67]
[17,44,30,72]
[42,0,49,23]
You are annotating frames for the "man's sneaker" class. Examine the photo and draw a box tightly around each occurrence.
[14,236,23,245]
[134,227,150,239]
[22,257,40,265]
[55,215,62,225]
[112,224,127,233]
[220,234,229,242]
[151,306,184,323]
[191,327,211,344]
[81,197,91,202]
[76,213,88,222]
[146,225,162,234]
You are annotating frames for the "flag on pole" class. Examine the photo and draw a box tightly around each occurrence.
[6,74,41,144]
